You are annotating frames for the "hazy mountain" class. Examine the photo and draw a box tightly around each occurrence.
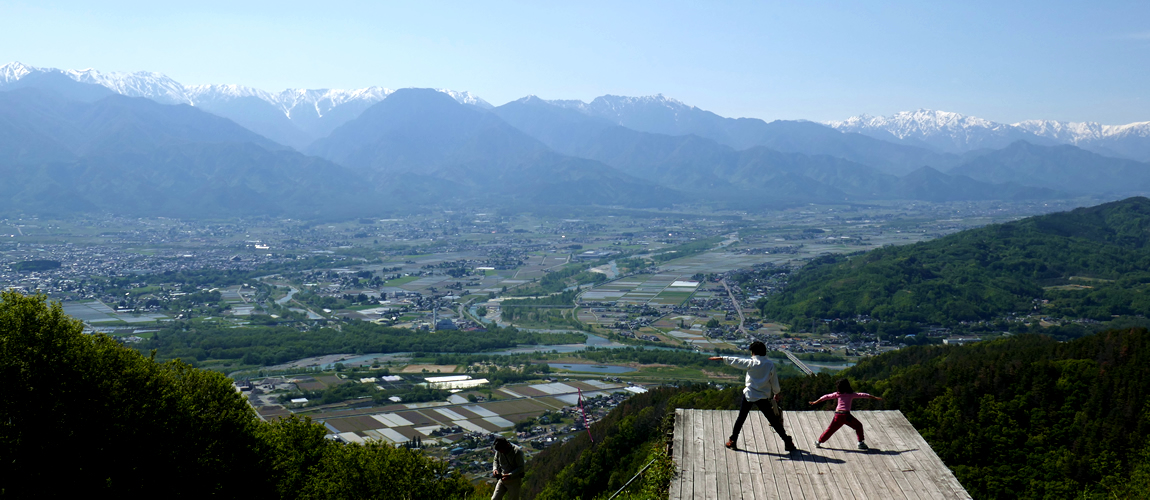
[0,143,381,217]
[948,141,1150,195]
[1014,119,1150,163]
[831,109,1150,162]
[309,89,678,207]
[494,96,1045,203]
[548,94,961,175]
[0,86,284,159]
[894,166,1056,201]
[0,84,381,217]
[828,109,1056,153]
[0,62,491,150]
[0,71,115,103]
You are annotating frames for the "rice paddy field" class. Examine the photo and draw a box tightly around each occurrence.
[308,378,644,445]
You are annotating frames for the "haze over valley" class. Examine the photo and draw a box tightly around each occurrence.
[3,61,1150,218]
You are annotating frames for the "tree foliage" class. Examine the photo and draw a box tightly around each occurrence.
[0,291,474,498]
[138,322,585,367]
[760,197,1150,326]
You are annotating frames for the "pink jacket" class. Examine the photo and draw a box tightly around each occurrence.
[813,391,876,412]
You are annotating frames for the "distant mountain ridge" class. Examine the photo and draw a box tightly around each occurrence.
[830,108,1150,161]
[494,96,1052,203]
[948,141,1150,195]
[547,94,962,175]
[308,88,679,208]
[0,62,490,149]
[0,81,382,217]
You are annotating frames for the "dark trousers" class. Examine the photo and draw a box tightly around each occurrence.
[730,394,790,444]
[818,411,864,443]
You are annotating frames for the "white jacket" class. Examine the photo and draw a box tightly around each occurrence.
[722,355,780,402]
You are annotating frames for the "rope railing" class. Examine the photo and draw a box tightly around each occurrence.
[606,458,658,500]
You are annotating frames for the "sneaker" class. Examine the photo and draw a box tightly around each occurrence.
[814,440,822,449]
[725,439,738,450]
[857,441,869,450]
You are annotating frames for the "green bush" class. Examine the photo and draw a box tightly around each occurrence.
[0,291,474,498]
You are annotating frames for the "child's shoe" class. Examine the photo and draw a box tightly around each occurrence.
[857,441,869,450]
[814,440,822,448]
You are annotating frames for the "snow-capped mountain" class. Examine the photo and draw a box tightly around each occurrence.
[1014,119,1150,162]
[0,62,491,149]
[1014,119,1150,143]
[829,108,1150,161]
[827,109,1050,153]
[548,93,770,149]
[549,94,703,135]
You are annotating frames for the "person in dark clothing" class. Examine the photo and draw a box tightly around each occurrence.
[709,341,797,453]
[491,437,525,500]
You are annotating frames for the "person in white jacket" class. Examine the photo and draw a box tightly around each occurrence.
[709,341,797,453]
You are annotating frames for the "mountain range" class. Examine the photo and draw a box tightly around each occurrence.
[2,61,1150,217]
[830,109,1150,161]
[0,62,490,150]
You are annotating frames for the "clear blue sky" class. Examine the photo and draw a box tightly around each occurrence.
[2,0,1147,124]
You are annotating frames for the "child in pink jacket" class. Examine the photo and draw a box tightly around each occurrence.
[809,378,882,450]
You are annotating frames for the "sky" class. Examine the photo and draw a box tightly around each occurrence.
[2,0,1148,124]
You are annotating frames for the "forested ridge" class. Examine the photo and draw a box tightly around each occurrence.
[760,196,1150,327]
[137,322,584,367]
[529,329,1150,499]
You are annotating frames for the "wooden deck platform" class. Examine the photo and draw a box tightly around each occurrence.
[670,409,971,499]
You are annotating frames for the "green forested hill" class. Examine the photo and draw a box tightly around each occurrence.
[759,196,1150,327]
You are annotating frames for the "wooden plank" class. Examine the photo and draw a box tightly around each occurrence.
[678,465,694,500]
[863,417,915,499]
[846,412,901,500]
[789,411,835,500]
[882,412,967,499]
[796,411,848,500]
[704,472,719,500]
[668,410,972,499]
[804,410,860,500]
[876,469,912,500]
[752,411,797,500]
[704,410,719,474]
[904,470,947,500]
[728,411,753,476]
[842,468,875,500]
[874,413,947,498]
[710,411,732,500]
[718,412,745,500]
[778,413,822,500]
[874,413,934,499]
[744,472,767,500]
[745,409,787,500]
[881,413,943,499]
[692,470,706,500]
[670,409,686,500]
[692,409,707,473]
